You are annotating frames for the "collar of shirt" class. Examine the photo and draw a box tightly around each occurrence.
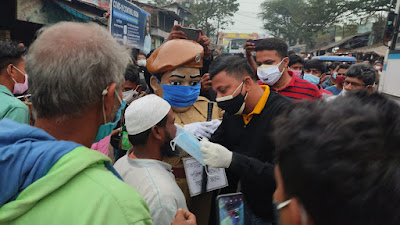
[127,154,173,172]
[242,85,271,125]
[270,70,296,92]
[0,85,13,97]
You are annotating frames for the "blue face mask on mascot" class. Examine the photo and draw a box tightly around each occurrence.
[156,76,201,108]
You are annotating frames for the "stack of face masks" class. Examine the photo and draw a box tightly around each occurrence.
[170,125,205,166]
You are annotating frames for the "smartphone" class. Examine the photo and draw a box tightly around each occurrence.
[216,193,245,225]
[176,27,201,41]
[249,39,263,46]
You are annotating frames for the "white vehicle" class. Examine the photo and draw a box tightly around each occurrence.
[228,38,247,54]
[380,0,400,104]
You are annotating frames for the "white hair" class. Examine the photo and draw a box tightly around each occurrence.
[26,22,130,119]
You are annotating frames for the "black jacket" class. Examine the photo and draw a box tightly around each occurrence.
[210,92,293,221]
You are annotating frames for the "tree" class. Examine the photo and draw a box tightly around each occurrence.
[260,0,391,49]
[150,0,173,5]
[188,0,239,38]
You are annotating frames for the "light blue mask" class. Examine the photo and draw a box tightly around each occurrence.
[170,125,205,166]
[94,87,126,143]
[303,74,320,85]
[161,83,201,108]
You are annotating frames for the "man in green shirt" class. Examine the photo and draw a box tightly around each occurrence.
[0,41,29,124]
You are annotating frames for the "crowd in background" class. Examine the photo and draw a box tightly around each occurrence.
[0,21,399,225]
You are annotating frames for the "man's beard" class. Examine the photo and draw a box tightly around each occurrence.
[160,130,179,157]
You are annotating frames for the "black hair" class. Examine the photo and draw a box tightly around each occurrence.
[288,54,304,67]
[304,59,327,74]
[337,64,349,71]
[273,92,400,225]
[0,41,26,73]
[124,64,140,84]
[209,54,256,81]
[330,62,341,71]
[128,114,168,146]
[255,38,288,59]
[345,63,376,86]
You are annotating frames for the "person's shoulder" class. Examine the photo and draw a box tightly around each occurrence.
[193,96,211,106]
[0,93,28,109]
[325,85,336,91]
[80,163,152,224]
[269,91,294,104]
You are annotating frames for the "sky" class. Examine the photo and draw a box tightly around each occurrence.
[222,0,266,35]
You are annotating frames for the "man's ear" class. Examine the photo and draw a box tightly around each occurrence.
[366,85,375,93]
[150,76,163,96]
[283,57,290,68]
[136,84,143,93]
[288,198,313,225]
[151,125,164,142]
[243,76,253,92]
[103,82,117,121]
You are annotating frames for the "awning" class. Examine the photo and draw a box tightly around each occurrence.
[313,32,371,51]
[350,43,388,56]
[54,0,108,25]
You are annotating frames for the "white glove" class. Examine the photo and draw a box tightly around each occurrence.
[200,139,233,168]
[184,119,221,139]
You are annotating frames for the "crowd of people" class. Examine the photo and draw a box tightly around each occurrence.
[0,21,399,225]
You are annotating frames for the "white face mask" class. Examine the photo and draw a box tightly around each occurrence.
[122,87,140,103]
[137,59,146,67]
[375,66,381,71]
[257,58,286,86]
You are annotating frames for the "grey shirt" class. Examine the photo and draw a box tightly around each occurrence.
[114,155,187,225]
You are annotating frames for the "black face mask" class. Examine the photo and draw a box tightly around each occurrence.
[216,81,247,115]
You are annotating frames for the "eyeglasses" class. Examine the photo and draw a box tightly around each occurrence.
[343,80,365,88]
[275,199,292,210]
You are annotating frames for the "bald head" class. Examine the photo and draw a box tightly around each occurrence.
[26,22,130,119]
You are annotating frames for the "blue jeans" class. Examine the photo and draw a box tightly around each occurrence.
[244,203,272,225]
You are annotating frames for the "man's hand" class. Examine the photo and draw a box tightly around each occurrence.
[200,139,233,168]
[171,208,197,225]
[200,73,212,92]
[245,39,255,57]
[198,29,211,58]
[111,128,121,137]
[167,25,187,41]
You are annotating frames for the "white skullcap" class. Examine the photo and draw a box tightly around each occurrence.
[125,94,171,135]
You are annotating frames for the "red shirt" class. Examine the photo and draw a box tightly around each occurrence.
[258,71,322,101]
[319,86,333,96]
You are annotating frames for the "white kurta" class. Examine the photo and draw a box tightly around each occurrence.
[114,155,187,225]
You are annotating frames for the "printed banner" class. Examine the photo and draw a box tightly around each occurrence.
[110,0,151,54]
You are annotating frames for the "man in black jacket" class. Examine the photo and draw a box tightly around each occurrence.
[200,54,293,224]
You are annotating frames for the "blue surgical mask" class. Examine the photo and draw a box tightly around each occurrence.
[303,74,320,85]
[94,87,126,143]
[161,84,201,108]
[170,125,205,166]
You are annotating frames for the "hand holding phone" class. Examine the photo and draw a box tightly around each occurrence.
[216,193,244,225]
[176,27,201,41]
